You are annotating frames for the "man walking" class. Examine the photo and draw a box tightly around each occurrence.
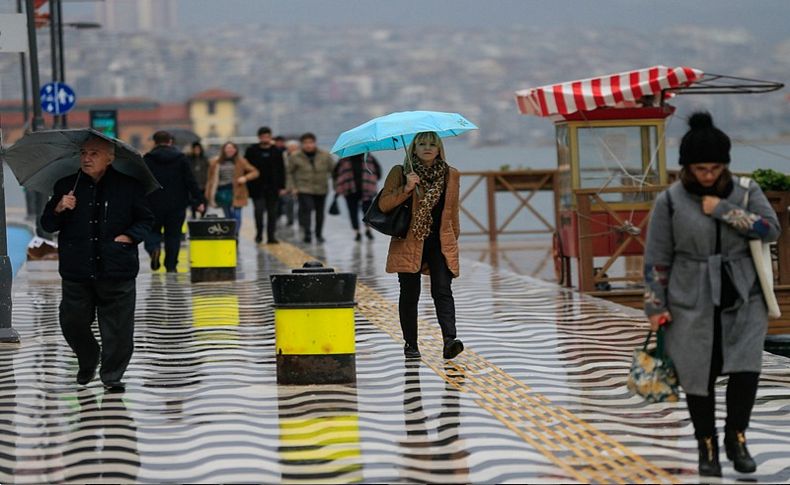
[287,133,335,243]
[244,126,286,244]
[41,135,154,391]
[143,131,205,272]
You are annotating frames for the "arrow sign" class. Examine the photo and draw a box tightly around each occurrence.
[40,82,77,115]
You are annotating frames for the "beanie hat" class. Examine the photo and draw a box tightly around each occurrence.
[678,112,731,166]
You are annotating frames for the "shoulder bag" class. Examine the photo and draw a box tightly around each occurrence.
[739,177,781,319]
[363,167,412,238]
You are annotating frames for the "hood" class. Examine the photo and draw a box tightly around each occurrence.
[146,145,183,164]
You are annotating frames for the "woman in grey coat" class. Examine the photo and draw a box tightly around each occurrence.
[644,112,780,477]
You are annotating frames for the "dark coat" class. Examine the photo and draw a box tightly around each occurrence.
[144,145,205,216]
[243,144,286,198]
[41,166,154,282]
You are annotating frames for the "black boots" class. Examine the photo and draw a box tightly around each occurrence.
[443,338,464,360]
[697,435,722,477]
[404,342,421,359]
[725,429,757,474]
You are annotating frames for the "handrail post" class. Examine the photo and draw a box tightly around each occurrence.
[486,173,497,242]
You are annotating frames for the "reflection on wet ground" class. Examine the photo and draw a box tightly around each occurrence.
[1,227,789,483]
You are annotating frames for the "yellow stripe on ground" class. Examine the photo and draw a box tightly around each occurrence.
[264,242,677,484]
[275,308,355,355]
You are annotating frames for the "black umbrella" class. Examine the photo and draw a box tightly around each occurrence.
[1,128,161,195]
[161,128,201,146]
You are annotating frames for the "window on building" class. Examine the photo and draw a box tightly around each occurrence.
[207,101,216,115]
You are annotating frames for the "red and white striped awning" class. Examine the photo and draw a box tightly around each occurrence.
[515,66,704,117]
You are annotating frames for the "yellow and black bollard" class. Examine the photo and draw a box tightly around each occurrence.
[270,262,357,385]
[187,216,237,283]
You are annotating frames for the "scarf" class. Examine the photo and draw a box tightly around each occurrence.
[410,159,448,241]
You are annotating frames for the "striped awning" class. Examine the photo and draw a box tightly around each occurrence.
[515,66,704,117]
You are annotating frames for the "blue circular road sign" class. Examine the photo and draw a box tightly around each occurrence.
[40,82,77,115]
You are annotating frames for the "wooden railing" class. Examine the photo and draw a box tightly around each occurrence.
[458,170,556,241]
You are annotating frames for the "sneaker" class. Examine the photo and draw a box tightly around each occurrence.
[316,236,325,243]
[404,342,421,359]
[443,338,464,360]
[365,230,374,240]
[267,238,279,244]
[355,233,362,242]
[103,381,125,393]
[150,249,161,271]
[255,233,263,244]
[303,235,312,244]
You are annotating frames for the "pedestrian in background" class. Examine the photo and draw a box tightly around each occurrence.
[244,126,286,244]
[187,141,209,218]
[334,153,381,241]
[286,133,334,243]
[279,139,300,227]
[379,131,464,361]
[205,142,260,236]
[144,131,206,272]
[41,135,154,391]
[274,135,287,152]
[643,112,780,477]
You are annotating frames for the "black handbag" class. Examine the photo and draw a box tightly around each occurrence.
[363,171,412,238]
[328,194,340,215]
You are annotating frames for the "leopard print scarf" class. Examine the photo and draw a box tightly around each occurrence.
[410,159,448,241]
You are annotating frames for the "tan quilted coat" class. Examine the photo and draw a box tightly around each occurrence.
[379,165,460,277]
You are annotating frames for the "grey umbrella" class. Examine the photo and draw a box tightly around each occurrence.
[1,128,161,195]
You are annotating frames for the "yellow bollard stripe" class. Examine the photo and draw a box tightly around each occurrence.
[275,308,355,355]
[189,239,237,268]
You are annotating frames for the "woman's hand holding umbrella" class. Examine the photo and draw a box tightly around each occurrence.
[404,172,420,193]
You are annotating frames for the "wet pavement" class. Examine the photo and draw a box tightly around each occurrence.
[1,222,789,483]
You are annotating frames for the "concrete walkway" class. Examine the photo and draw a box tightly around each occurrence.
[1,222,789,483]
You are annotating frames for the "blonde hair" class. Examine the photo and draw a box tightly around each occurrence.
[404,131,446,169]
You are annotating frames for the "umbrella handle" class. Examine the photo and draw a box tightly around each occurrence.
[71,170,81,193]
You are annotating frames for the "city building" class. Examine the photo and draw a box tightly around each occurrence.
[0,88,241,152]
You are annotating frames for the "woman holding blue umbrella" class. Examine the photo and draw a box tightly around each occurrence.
[379,131,464,360]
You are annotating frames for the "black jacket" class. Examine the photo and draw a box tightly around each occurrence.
[41,166,154,282]
[243,144,286,198]
[144,145,206,216]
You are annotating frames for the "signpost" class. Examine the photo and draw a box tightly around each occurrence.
[90,109,118,138]
[40,81,76,116]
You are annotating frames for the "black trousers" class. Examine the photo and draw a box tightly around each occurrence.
[398,240,457,345]
[686,307,760,439]
[252,188,280,240]
[298,193,326,238]
[60,279,136,384]
[145,209,186,271]
[344,192,372,231]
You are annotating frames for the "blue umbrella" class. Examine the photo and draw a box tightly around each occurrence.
[330,110,478,159]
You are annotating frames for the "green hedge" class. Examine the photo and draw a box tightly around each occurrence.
[752,169,790,192]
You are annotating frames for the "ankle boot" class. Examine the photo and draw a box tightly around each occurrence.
[725,429,756,473]
[697,435,722,477]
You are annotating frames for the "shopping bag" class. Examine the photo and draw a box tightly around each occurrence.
[627,327,680,403]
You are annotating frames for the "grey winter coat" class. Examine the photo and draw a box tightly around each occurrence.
[644,177,781,396]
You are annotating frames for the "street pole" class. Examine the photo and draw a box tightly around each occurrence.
[17,0,29,130]
[56,0,66,128]
[49,0,60,128]
[25,0,43,132]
